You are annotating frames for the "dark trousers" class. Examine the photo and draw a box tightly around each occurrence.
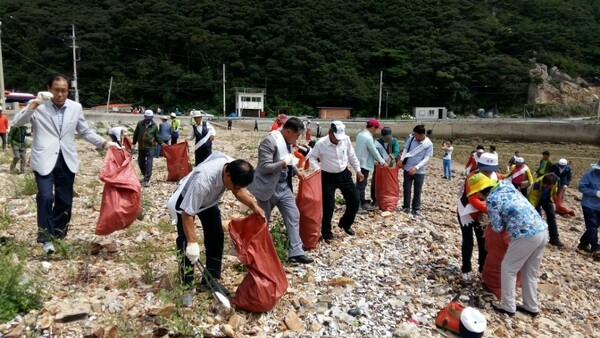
[402,171,425,211]
[371,167,378,203]
[171,136,179,145]
[458,216,486,273]
[157,138,170,157]
[321,169,359,238]
[580,206,600,252]
[137,149,154,183]
[194,147,212,166]
[0,132,6,149]
[355,168,370,205]
[536,199,558,240]
[176,203,223,287]
[34,153,75,243]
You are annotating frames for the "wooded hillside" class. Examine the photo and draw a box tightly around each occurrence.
[1,0,599,116]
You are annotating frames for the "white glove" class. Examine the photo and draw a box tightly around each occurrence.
[282,153,295,165]
[105,141,122,150]
[33,91,53,105]
[185,243,200,264]
[596,191,600,199]
[462,169,469,176]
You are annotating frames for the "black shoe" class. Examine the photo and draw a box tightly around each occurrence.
[516,305,539,317]
[342,227,355,236]
[361,203,377,211]
[492,304,515,316]
[548,238,565,247]
[401,208,410,214]
[593,251,600,262]
[577,243,592,253]
[321,235,333,244]
[411,210,421,216]
[288,255,314,264]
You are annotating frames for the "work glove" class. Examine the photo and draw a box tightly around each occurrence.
[462,169,469,176]
[596,191,600,199]
[33,91,53,105]
[185,243,200,264]
[282,153,295,166]
[105,141,122,150]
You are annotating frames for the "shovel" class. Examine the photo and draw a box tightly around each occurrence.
[195,262,231,309]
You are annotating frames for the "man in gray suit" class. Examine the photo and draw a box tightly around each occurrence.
[248,117,313,264]
[13,74,121,254]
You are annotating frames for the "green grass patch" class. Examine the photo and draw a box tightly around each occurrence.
[269,219,289,263]
[0,241,43,322]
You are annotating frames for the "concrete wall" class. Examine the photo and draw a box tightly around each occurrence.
[4,110,600,145]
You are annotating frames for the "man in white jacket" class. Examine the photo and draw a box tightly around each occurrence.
[12,74,120,254]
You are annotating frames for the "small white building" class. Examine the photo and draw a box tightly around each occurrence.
[234,88,266,117]
[412,107,447,120]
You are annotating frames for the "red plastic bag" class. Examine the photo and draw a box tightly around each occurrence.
[482,227,521,298]
[375,165,400,211]
[96,148,142,235]
[161,142,192,181]
[555,187,576,216]
[296,170,322,250]
[122,135,133,153]
[228,214,288,312]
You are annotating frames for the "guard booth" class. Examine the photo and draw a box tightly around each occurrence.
[234,88,266,117]
[412,107,447,120]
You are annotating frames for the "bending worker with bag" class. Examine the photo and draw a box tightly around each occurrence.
[166,152,265,307]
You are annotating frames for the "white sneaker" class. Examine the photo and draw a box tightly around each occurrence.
[462,272,472,281]
[43,241,55,254]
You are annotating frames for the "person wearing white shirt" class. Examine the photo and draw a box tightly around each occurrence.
[306,121,364,242]
[108,126,127,147]
[187,110,216,166]
[398,124,434,216]
[442,139,454,179]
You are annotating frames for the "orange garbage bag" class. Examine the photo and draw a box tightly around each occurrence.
[161,142,192,181]
[96,148,142,235]
[481,227,521,298]
[375,165,400,211]
[296,170,322,250]
[228,214,288,312]
[122,135,133,153]
[555,187,576,216]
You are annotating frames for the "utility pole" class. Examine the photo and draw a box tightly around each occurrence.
[0,21,5,110]
[385,91,389,119]
[71,25,79,103]
[106,76,113,114]
[378,71,383,120]
[222,64,226,117]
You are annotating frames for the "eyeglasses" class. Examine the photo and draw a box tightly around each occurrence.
[50,88,69,94]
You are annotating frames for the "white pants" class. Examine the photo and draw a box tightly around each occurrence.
[500,230,548,312]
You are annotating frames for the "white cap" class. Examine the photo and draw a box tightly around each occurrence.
[516,157,525,164]
[558,158,568,166]
[329,121,347,140]
[460,307,487,334]
[144,110,154,118]
[170,112,176,118]
[477,152,498,172]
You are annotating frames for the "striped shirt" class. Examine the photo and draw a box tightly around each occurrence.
[55,104,66,132]
[179,155,230,215]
